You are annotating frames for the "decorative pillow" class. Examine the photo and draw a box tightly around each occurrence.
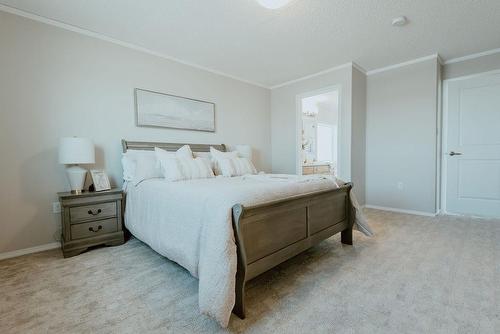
[175,144,194,159]
[219,157,257,177]
[178,157,215,180]
[155,147,214,181]
[121,155,136,181]
[193,151,216,172]
[122,150,159,182]
[210,147,239,175]
[131,154,163,186]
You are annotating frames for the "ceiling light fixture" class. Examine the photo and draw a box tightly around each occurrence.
[256,0,292,9]
[392,16,408,27]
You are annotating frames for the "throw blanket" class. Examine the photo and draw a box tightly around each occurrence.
[125,174,372,327]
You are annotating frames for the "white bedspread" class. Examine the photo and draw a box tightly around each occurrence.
[125,174,371,327]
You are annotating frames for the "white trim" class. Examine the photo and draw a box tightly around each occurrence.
[441,80,450,215]
[442,68,500,83]
[366,54,440,76]
[0,242,60,261]
[364,205,438,217]
[435,59,443,216]
[436,54,445,65]
[0,4,269,89]
[352,62,367,74]
[444,48,500,65]
[271,62,353,89]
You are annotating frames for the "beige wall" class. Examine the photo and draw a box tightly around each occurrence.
[271,66,353,178]
[0,11,271,253]
[270,65,367,204]
[365,59,440,213]
[351,67,367,205]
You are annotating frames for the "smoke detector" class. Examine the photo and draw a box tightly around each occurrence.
[392,16,408,27]
[256,0,292,9]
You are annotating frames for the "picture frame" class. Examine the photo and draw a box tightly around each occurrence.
[134,88,216,132]
[90,170,111,192]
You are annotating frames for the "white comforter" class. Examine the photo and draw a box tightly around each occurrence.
[125,174,371,327]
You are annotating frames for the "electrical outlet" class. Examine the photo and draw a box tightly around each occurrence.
[397,182,404,190]
[52,202,61,214]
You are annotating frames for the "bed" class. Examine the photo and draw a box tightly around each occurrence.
[122,140,368,327]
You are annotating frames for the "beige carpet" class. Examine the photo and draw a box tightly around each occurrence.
[1,209,499,334]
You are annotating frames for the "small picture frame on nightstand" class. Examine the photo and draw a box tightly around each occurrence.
[90,169,111,192]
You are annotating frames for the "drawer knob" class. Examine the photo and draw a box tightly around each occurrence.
[88,225,103,233]
[88,209,102,216]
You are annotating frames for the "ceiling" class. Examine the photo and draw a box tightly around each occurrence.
[2,0,500,87]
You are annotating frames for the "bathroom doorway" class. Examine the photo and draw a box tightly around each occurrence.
[297,87,340,176]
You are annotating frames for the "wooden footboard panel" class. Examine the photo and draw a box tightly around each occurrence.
[231,182,353,318]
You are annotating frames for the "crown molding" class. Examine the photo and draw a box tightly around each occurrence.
[270,62,355,89]
[352,61,367,74]
[366,54,440,76]
[436,54,444,65]
[444,48,500,65]
[0,4,270,89]
[5,3,499,91]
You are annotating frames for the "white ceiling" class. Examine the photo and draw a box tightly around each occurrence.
[2,0,500,87]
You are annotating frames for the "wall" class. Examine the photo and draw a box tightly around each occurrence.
[0,11,271,254]
[443,52,500,80]
[271,66,352,179]
[270,64,367,204]
[351,67,367,205]
[365,58,439,214]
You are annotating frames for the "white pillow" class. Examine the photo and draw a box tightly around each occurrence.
[132,155,163,185]
[219,157,257,177]
[175,144,194,159]
[179,157,214,180]
[210,147,239,175]
[194,151,216,172]
[121,150,163,185]
[123,146,193,185]
[122,150,156,181]
[155,147,214,181]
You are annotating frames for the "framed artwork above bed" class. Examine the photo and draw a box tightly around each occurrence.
[134,88,215,132]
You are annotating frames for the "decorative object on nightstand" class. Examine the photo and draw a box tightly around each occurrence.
[58,137,95,194]
[58,188,124,257]
[90,169,111,192]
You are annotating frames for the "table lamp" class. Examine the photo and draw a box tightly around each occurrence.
[58,137,95,194]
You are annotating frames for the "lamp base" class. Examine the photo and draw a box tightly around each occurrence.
[65,165,87,194]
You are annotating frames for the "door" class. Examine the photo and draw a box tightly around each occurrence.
[444,72,500,217]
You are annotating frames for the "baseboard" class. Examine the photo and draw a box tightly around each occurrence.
[364,205,438,217]
[0,242,60,261]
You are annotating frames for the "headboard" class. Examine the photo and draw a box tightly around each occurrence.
[121,140,226,153]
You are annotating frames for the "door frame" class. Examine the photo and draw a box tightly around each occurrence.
[295,85,342,175]
[440,68,500,215]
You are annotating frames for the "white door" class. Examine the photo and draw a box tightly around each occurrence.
[444,72,500,217]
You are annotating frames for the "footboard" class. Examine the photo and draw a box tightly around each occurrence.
[231,182,354,319]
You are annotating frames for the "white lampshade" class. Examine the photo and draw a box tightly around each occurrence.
[58,137,95,164]
[235,145,253,161]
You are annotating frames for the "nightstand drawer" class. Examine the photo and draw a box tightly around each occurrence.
[70,218,118,240]
[70,202,117,223]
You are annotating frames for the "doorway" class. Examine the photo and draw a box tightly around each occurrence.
[297,88,340,176]
[442,71,500,217]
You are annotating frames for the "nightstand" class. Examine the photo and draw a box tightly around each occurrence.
[58,188,125,258]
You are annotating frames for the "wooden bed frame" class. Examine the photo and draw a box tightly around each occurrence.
[122,140,354,319]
